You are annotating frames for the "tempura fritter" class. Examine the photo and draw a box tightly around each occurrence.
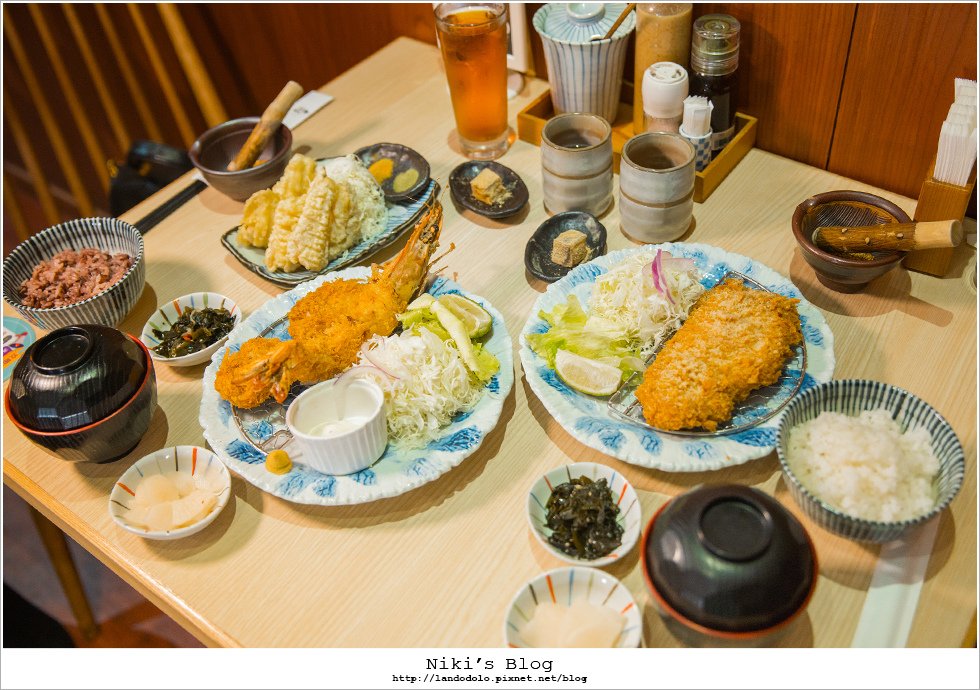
[635,279,802,432]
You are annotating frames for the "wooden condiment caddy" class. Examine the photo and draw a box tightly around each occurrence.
[516,81,757,203]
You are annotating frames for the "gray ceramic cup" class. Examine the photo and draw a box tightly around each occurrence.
[619,132,695,243]
[541,113,613,217]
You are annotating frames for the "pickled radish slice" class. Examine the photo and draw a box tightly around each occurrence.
[521,602,625,648]
[133,474,179,506]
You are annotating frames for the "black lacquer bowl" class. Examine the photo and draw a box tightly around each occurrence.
[5,325,157,463]
[641,484,818,647]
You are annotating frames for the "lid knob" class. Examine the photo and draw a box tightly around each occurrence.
[30,327,94,375]
[698,495,773,562]
[566,3,605,23]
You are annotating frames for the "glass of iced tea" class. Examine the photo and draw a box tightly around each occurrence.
[434,3,511,160]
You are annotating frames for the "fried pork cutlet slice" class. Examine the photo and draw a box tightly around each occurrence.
[635,279,802,432]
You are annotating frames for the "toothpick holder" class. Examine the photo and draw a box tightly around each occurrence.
[903,167,976,276]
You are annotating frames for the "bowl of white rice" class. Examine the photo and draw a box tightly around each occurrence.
[776,380,964,543]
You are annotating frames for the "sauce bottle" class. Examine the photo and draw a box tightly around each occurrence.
[688,14,740,158]
[632,4,693,133]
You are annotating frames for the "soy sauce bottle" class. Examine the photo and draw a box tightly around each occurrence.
[688,14,740,158]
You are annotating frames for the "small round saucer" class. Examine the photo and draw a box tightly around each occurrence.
[449,161,529,219]
[354,142,430,202]
[525,211,607,282]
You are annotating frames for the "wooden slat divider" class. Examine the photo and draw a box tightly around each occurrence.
[158,4,228,127]
[2,93,61,227]
[127,3,197,147]
[63,4,131,154]
[2,9,94,217]
[3,174,33,242]
[28,5,109,194]
[94,3,164,143]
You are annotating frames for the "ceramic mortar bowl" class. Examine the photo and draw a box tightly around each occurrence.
[189,116,292,201]
[791,190,910,293]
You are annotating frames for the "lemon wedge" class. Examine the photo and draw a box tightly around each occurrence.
[555,349,622,397]
[437,294,492,339]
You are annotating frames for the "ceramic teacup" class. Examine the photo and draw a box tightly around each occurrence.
[541,113,613,217]
[619,132,695,243]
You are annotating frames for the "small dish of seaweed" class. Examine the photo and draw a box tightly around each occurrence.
[140,292,241,368]
[527,462,641,567]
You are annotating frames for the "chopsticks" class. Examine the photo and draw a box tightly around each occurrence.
[133,179,207,234]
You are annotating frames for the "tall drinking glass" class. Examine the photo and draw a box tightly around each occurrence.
[434,3,512,160]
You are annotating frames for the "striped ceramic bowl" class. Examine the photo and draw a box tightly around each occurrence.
[109,445,232,540]
[777,379,965,543]
[504,566,642,648]
[140,292,241,367]
[527,462,641,567]
[532,3,635,123]
[2,218,145,330]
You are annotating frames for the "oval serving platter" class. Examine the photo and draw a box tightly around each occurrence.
[519,243,835,472]
[200,269,513,505]
[221,157,439,287]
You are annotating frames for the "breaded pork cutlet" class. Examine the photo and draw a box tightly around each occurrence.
[635,279,802,431]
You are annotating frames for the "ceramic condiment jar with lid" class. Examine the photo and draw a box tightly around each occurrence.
[532,3,636,123]
[641,484,818,646]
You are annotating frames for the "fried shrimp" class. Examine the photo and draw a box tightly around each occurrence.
[214,201,444,408]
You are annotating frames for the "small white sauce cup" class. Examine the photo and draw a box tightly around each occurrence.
[285,378,388,475]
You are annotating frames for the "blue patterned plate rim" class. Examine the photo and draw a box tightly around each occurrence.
[518,242,836,472]
[199,267,514,505]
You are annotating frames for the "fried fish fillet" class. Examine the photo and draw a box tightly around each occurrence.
[635,279,802,432]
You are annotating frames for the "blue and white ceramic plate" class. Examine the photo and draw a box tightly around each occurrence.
[200,268,513,505]
[221,177,439,288]
[519,243,836,472]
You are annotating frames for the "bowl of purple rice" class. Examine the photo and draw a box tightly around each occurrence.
[2,218,145,330]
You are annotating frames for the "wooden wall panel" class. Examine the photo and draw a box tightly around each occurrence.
[192,3,437,115]
[524,4,854,168]
[694,4,855,168]
[828,3,978,198]
[4,2,977,243]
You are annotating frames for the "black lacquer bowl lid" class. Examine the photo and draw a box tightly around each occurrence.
[6,325,147,432]
[642,484,817,634]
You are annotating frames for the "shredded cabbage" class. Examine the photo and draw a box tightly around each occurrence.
[358,328,483,448]
[586,251,704,356]
[528,250,704,371]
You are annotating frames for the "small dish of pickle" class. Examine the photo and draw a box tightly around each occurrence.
[526,462,641,567]
[140,292,241,367]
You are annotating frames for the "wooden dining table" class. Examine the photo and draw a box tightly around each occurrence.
[3,37,976,648]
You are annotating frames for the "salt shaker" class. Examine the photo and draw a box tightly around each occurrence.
[642,62,689,133]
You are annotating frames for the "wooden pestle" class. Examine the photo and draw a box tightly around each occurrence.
[813,219,963,253]
[226,81,304,171]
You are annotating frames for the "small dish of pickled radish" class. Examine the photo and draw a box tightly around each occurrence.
[504,567,642,648]
[109,446,231,540]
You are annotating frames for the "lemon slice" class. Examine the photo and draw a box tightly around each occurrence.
[437,294,492,338]
[554,349,622,397]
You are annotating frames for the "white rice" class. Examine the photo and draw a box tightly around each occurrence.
[787,409,939,522]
